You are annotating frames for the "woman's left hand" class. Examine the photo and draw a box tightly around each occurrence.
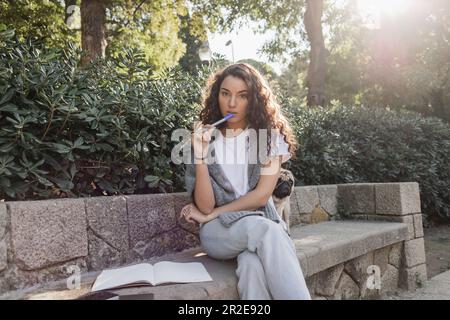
[180,203,214,224]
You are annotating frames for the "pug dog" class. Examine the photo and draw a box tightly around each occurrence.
[272,168,295,232]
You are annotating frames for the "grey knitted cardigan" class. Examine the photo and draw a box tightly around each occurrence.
[184,143,281,227]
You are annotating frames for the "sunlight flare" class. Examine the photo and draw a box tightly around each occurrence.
[357,0,412,16]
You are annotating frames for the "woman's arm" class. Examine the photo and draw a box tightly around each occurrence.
[190,122,216,214]
[205,156,282,220]
[193,162,216,214]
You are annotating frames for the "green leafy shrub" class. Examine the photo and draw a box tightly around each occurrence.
[0,29,206,200]
[283,101,450,223]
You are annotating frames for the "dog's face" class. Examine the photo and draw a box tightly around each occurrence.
[273,169,294,200]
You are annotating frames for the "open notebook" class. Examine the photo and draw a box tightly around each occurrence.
[91,261,213,292]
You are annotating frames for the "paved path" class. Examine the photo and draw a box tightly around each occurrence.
[386,270,450,300]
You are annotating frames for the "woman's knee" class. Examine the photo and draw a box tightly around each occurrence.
[200,238,232,260]
[199,219,237,260]
[199,218,224,243]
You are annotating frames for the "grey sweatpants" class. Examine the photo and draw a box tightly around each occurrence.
[199,215,311,300]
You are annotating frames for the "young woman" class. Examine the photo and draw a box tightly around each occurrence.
[180,63,311,300]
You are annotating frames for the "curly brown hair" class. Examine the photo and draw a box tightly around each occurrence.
[199,63,298,160]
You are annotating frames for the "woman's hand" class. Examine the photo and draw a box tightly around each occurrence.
[192,122,215,159]
[180,203,215,224]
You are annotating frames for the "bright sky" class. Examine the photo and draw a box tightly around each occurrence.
[208,24,286,75]
[356,0,413,28]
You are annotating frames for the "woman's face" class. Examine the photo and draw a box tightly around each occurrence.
[218,75,249,128]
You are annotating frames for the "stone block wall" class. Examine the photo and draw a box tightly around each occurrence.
[337,182,427,290]
[0,192,198,293]
[289,185,338,226]
[0,181,426,296]
[305,242,403,299]
[288,182,427,295]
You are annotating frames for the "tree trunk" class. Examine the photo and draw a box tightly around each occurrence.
[80,0,107,66]
[304,0,328,107]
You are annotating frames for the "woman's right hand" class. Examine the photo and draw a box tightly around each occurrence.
[192,121,215,159]
[180,203,217,224]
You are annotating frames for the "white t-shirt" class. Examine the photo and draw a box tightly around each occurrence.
[213,127,292,202]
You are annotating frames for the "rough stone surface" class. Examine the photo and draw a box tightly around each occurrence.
[403,238,426,268]
[0,203,7,240]
[10,199,88,270]
[373,246,390,275]
[388,242,403,269]
[298,213,312,224]
[337,184,375,214]
[85,196,129,252]
[317,185,338,216]
[344,252,373,298]
[388,269,450,300]
[172,192,191,212]
[400,215,415,240]
[0,240,6,272]
[0,257,88,294]
[310,205,329,224]
[380,264,399,295]
[294,186,320,214]
[375,183,421,215]
[292,221,408,276]
[289,188,301,217]
[87,230,126,271]
[390,270,450,300]
[350,214,415,240]
[1,188,424,299]
[126,193,177,247]
[297,251,308,277]
[333,271,360,300]
[399,263,427,290]
[305,274,316,297]
[2,248,239,300]
[315,264,344,296]
[413,214,424,238]
[1,216,416,299]
[172,192,200,233]
[289,211,303,226]
[131,228,199,261]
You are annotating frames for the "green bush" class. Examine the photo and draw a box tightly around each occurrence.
[283,101,450,223]
[0,29,206,200]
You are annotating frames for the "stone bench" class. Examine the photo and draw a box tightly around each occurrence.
[0,182,427,299]
[4,220,409,300]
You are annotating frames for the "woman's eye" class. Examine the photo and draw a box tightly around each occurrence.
[240,95,248,99]
[221,91,228,96]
